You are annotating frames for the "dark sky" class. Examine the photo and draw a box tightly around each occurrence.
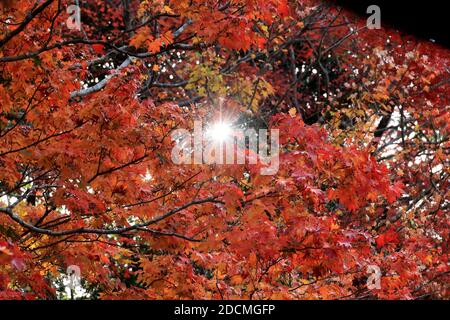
[334,0,450,48]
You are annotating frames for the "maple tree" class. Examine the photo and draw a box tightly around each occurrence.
[0,0,448,300]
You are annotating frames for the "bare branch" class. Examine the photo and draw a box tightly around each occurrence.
[0,197,222,236]
[70,57,133,99]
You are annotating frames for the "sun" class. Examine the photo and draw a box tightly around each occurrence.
[206,121,233,142]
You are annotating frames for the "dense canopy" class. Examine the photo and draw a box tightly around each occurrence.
[0,0,448,299]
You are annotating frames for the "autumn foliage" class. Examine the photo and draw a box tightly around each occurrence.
[0,0,448,299]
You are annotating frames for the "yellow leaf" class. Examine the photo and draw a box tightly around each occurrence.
[163,5,174,14]
[288,107,297,117]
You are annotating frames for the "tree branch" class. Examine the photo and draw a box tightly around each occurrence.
[0,197,222,236]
